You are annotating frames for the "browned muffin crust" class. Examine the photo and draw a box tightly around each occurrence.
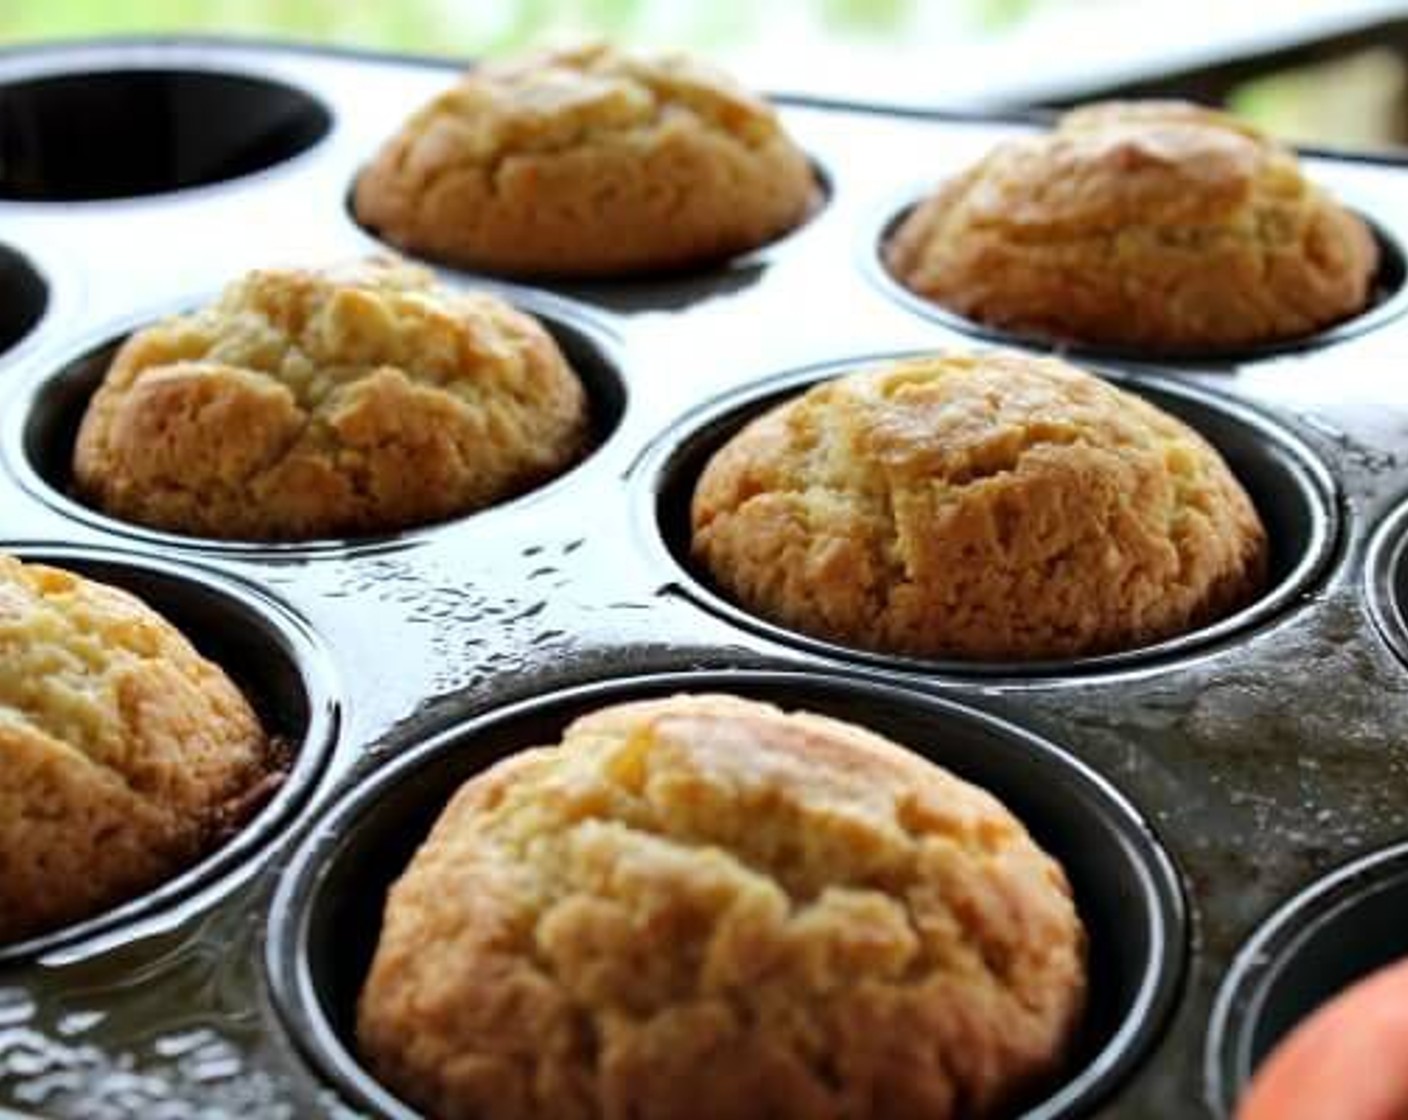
[354,42,820,277]
[72,257,590,541]
[0,554,275,943]
[886,101,1378,351]
[691,352,1268,661]
[359,693,1087,1120]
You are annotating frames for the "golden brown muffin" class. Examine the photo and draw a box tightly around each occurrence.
[0,554,275,944]
[886,100,1378,351]
[359,693,1087,1120]
[72,258,589,541]
[691,352,1267,661]
[353,42,820,277]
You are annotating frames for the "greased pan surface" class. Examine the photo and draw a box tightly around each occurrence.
[3,37,1408,1120]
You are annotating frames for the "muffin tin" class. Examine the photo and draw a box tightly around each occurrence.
[270,671,1184,1120]
[4,36,1408,1120]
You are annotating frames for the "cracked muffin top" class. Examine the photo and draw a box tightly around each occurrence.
[72,257,590,541]
[0,553,275,944]
[358,693,1087,1120]
[691,351,1268,661]
[886,100,1378,351]
[353,42,819,276]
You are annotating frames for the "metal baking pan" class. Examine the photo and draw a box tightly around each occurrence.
[3,36,1408,1120]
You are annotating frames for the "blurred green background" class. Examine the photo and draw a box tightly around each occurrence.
[0,0,1037,51]
[2,0,1405,149]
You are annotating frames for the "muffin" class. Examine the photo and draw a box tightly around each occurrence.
[886,100,1378,351]
[353,42,819,277]
[691,352,1267,661]
[0,554,276,943]
[359,693,1087,1120]
[73,258,590,541]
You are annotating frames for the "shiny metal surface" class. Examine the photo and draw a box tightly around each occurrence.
[3,37,1408,1120]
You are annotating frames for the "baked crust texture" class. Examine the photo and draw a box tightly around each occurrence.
[73,258,590,540]
[0,553,273,943]
[691,352,1268,660]
[354,43,820,276]
[886,101,1378,351]
[358,692,1087,1120]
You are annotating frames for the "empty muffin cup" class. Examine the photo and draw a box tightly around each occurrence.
[0,68,331,201]
[873,201,1408,364]
[0,242,47,359]
[12,292,627,551]
[1206,842,1408,1113]
[0,544,338,962]
[642,357,1338,676]
[267,670,1185,1120]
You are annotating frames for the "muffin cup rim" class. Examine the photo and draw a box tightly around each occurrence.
[265,667,1188,1120]
[2,285,630,558]
[1204,839,1408,1113]
[1364,493,1408,668]
[0,540,340,964]
[631,351,1342,683]
[866,188,1408,366]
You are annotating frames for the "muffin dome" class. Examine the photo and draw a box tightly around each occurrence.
[358,693,1087,1120]
[0,554,274,943]
[353,42,819,277]
[886,101,1378,351]
[73,258,589,540]
[691,352,1267,660]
